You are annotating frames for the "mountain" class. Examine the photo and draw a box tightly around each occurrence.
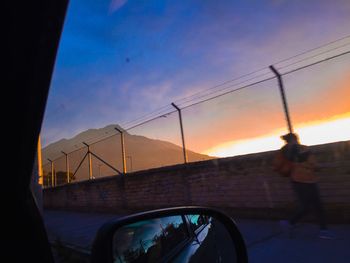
[42,124,214,182]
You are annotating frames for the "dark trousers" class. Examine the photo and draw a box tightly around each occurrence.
[289,181,327,230]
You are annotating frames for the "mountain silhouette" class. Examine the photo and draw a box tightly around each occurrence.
[42,124,214,182]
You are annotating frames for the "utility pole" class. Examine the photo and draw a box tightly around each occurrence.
[115,127,127,174]
[98,164,102,177]
[127,155,133,172]
[47,158,55,187]
[83,142,93,180]
[171,102,188,164]
[61,151,70,184]
[269,65,294,133]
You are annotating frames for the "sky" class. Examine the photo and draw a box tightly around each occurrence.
[42,0,350,156]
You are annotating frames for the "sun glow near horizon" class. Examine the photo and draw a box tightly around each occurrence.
[203,113,350,158]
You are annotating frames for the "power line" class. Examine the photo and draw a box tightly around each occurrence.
[49,48,349,164]
[139,43,350,108]
[88,129,122,146]
[124,34,350,125]
[42,126,119,163]
[46,34,350,138]
[70,49,349,154]
[171,34,350,107]
[125,110,178,131]
[181,76,276,110]
[121,104,174,127]
[182,49,350,110]
[177,71,273,108]
[172,67,270,106]
[177,42,350,108]
[277,42,350,70]
[272,34,350,66]
[281,50,350,76]
[43,39,350,163]
[122,48,350,130]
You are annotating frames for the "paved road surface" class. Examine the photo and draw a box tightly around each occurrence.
[44,210,350,263]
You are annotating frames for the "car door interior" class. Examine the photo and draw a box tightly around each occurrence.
[10,1,69,262]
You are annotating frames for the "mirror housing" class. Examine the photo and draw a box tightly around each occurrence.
[91,206,248,263]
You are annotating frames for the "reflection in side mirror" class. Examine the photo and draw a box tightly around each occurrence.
[113,215,235,262]
[91,207,248,263]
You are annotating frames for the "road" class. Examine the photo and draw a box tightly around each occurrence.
[44,210,350,263]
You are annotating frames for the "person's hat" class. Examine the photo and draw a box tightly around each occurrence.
[280,132,298,142]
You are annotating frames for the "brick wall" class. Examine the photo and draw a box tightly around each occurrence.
[43,141,350,223]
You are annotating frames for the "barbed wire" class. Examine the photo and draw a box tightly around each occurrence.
[117,35,350,128]
[42,43,350,165]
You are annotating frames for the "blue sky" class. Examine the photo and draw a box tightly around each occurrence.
[42,0,350,147]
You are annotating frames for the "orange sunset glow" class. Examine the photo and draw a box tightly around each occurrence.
[182,72,350,156]
[204,113,350,157]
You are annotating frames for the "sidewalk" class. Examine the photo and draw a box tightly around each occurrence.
[43,210,121,253]
[237,219,350,263]
[43,210,350,263]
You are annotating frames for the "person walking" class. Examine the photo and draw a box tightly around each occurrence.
[273,132,333,239]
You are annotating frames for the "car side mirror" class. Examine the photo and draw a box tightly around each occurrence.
[91,206,248,263]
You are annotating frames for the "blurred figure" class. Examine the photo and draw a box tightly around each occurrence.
[273,133,333,239]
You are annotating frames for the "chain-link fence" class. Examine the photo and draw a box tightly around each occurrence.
[42,47,350,188]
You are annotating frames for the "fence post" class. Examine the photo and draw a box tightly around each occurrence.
[171,103,188,164]
[269,65,294,133]
[127,155,133,172]
[115,127,127,174]
[61,151,70,184]
[83,142,93,180]
[47,158,55,187]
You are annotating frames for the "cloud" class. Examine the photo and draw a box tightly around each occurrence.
[43,0,350,147]
[109,0,128,14]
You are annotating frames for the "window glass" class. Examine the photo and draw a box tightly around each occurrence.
[113,216,188,262]
[187,214,209,232]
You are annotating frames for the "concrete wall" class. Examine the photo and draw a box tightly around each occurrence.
[44,141,350,223]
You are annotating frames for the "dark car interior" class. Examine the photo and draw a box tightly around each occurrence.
[10,1,349,262]
[10,3,248,262]
[11,1,69,262]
